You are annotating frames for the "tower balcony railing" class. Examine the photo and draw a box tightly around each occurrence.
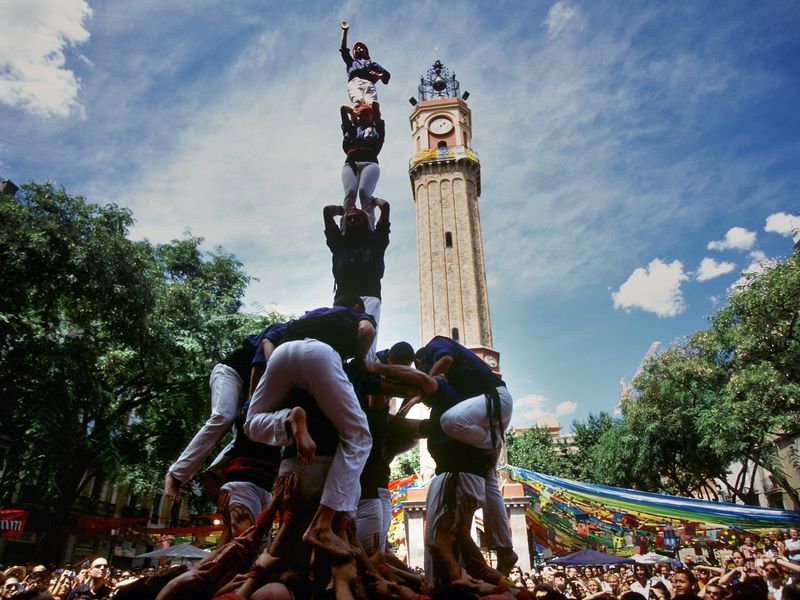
[409,145,480,171]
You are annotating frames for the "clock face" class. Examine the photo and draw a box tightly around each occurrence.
[429,117,453,135]
[484,355,498,368]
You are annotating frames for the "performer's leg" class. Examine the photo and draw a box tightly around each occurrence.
[166,363,242,499]
[244,343,298,446]
[378,487,393,552]
[439,385,513,450]
[357,162,380,230]
[360,295,381,360]
[340,164,359,231]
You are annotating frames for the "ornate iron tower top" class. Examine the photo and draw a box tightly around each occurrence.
[417,59,461,101]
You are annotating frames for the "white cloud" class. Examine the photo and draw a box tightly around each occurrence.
[612,259,688,317]
[696,257,736,282]
[544,1,582,39]
[555,401,577,416]
[707,227,756,251]
[513,394,575,429]
[0,0,91,118]
[765,212,800,239]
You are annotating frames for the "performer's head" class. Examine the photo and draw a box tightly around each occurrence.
[333,293,366,313]
[385,341,414,366]
[343,207,369,237]
[353,41,370,59]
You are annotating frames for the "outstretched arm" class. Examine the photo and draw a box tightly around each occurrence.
[324,204,343,229]
[248,339,277,398]
[356,319,376,360]
[340,20,349,49]
[428,354,454,377]
[373,197,390,227]
[369,361,438,395]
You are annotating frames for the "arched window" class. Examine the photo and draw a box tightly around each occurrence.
[451,327,459,342]
[445,231,453,247]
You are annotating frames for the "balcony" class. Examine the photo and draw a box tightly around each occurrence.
[409,145,480,171]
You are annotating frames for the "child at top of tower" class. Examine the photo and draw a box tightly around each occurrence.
[340,20,390,106]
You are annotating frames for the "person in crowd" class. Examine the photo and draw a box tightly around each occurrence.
[742,538,759,561]
[630,565,653,598]
[23,566,49,594]
[47,571,73,600]
[324,199,390,358]
[65,558,111,600]
[339,20,390,106]
[673,568,701,598]
[651,580,671,600]
[2,576,22,599]
[339,103,385,231]
[721,551,753,588]
[786,529,800,565]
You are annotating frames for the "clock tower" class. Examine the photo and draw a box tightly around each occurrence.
[409,60,499,371]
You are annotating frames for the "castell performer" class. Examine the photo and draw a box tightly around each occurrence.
[340,20,390,106]
[340,102,385,231]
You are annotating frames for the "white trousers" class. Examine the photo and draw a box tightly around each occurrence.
[361,295,381,359]
[423,472,486,580]
[169,363,241,483]
[347,77,378,105]
[341,161,379,231]
[355,498,383,551]
[379,487,392,552]
[245,339,371,513]
[440,385,514,549]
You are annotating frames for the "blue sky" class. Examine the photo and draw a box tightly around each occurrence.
[2,0,799,431]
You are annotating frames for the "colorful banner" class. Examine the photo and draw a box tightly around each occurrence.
[388,474,419,544]
[506,466,800,555]
[0,509,29,539]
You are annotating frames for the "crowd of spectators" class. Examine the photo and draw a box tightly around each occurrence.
[0,527,798,599]
[0,558,163,599]
[505,528,800,600]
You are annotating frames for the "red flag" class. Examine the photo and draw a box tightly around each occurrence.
[0,509,29,539]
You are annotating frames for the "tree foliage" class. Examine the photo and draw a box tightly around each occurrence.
[0,183,285,558]
[580,250,800,508]
[505,426,571,476]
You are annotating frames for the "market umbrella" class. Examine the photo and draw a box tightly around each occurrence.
[547,549,635,566]
[136,543,211,559]
[633,552,680,565]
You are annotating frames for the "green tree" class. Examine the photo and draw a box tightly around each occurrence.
[0,183,285,560]
[505,426,570,476]
[391,445,420,479]
[613,250,800,508]
[564,411,618,481]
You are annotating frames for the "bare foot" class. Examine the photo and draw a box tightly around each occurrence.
[495,547,519,576]
[427,529,461,583]
[164,472,183,502]
[450,570,481,590]
[288,406,316,464]
[303,526,355,559]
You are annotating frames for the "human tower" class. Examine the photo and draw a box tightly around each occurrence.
[149,21,518,600]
